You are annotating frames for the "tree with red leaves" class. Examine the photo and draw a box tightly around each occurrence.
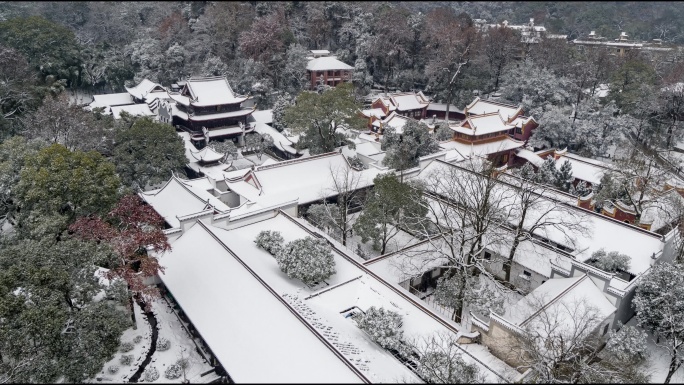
[69,194,169,308]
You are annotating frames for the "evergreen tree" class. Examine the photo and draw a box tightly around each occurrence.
[276,236,336,285]
[381,119,440,173]
[633,262,684,384]
[112,117,187,190]
[554,159,574,192]
[353,174,426,254]
[537,157,557,187]
[353,306,404,351]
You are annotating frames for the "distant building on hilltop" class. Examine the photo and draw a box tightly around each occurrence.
[573,30,679,59]
[305,50,354,90]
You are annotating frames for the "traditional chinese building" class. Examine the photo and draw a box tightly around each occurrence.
[439,97,537,166]
[163,76,256,147]
[306,51,354,90]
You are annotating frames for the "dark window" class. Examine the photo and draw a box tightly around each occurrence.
[523,270,532,277]
[484,251,492,260]
[603,323,610,335]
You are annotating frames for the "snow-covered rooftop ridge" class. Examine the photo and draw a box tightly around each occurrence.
[89,93,134,109]
[190,146,224,163]
[453,111,512,136]
[307,56,354,71]
[180,76,248,107]
[465,97,522,121]
[125,78,166,100]
[139,175,230,228]
[507,275,616,330]
[109,103,155,120]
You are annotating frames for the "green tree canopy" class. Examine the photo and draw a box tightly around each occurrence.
[284,83,366,155]
[381,119,440,172]
[353,174,427,254]
[0,16,83,86]
[14,143,121,237]
[112,117,187,190]
[0,237,130,383]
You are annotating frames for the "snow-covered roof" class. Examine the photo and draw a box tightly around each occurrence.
[156,220,366,383]
[310,49,331,55]
[426,102,463,114]
[380,112,411,134]
[224,152,382,206]
[465,97,521,121]
[360,108,386,119]
[139,176,230,228]
[452,112,512,136]
[364,240,450,284]
[156,212,519,383]
[204,126,244,138]
[185,108,255,122]
[554,152,612,185]
[249,109,273,125]
[307,56,354,71]
[89,93,134,109]
[181,76,248,107]
[438,137,524,157]
[417,159,665,277]
[390,93,430,112]
[189,146,224,163]
[109,104,155,120]
[515,148,545,167]
[253,122,298,155]
[125,78,167,100]
[505,275,616,329]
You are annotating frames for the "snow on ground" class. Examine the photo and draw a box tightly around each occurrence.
[326,211,422,261]
[89,297,217,383]
[90,301,152,383]
[144,297,218,383]
[626,317,684,383]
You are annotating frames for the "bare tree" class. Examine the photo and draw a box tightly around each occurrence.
[306,163,366,247]
[504,292,650,383]
[500,167,591,283]
[481,26,521,92]
[407,331,487,384]
[403,157,516,322]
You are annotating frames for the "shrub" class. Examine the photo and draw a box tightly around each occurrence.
[164,364,182,380]
[120,341,134,353]
[133,335,143,344]
[254,230,284,256]
[587,249,631,273]
[119,354,134,366]
[107,365,120,374]
[354,306,404,350]
[276,236,336,285]
[156,337,171,351]
[143,366,159,382]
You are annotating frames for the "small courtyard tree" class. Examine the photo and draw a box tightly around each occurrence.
[305,164,366,246]
[633,262,684,384]
[283,83,365,155]
[586,249,631,273]
[353,174,427,254]
[354,306,404,351]
[254,230,284,256]
[276,236,336,285]
[69,194,169,307]
[410,332,485,384]
[381,119,440,177]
